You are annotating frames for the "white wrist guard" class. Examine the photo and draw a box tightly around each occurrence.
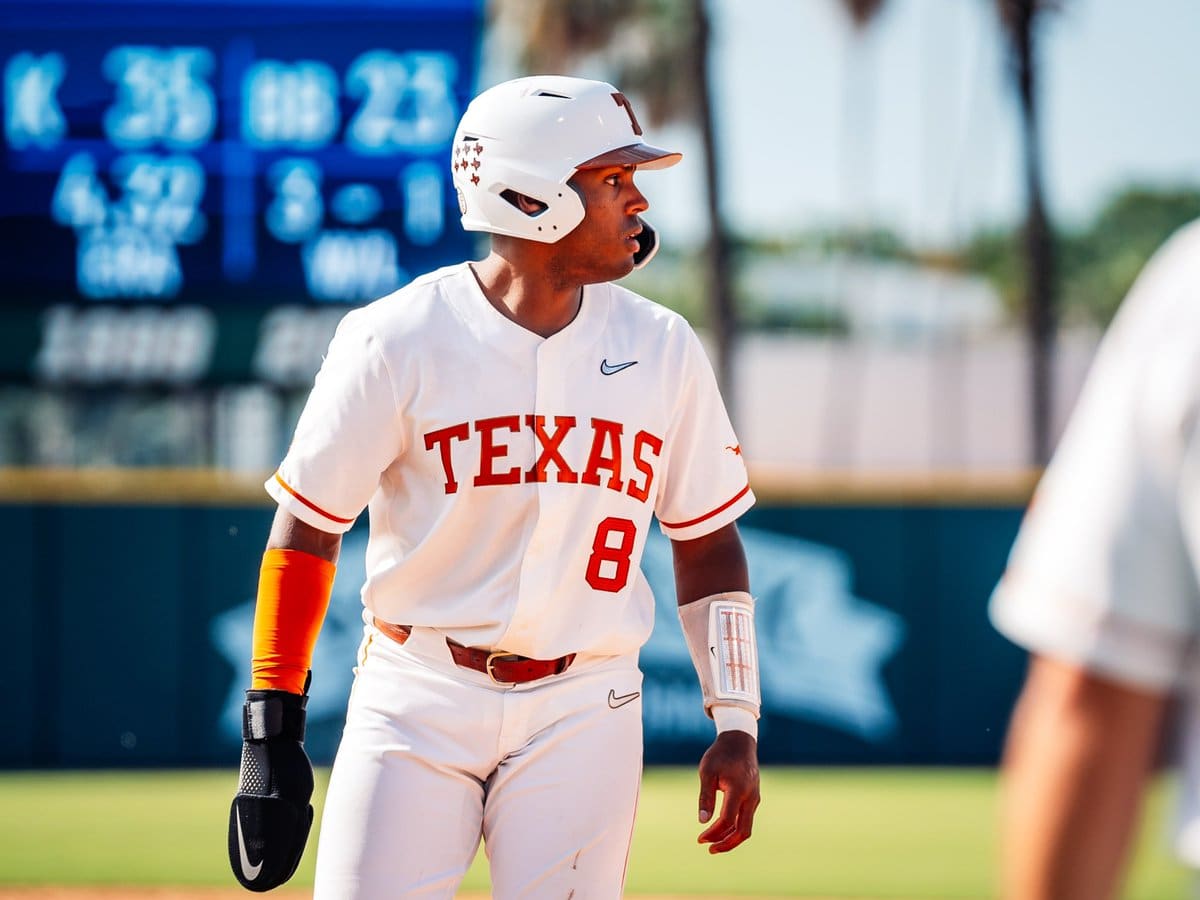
[679,591,761,739]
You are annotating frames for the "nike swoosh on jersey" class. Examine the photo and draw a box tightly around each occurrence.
[236,809,264,881]
[608,689,641,709]
[600,359,638,376]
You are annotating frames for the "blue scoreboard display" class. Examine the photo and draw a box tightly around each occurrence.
[0,0,483,383]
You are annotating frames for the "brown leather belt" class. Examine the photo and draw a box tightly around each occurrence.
[373,618,576,685]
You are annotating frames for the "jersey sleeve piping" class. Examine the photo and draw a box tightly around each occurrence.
[271,472,355,526]
[659,483,752,530]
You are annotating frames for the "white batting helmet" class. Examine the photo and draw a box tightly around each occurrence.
[450,75,682,243]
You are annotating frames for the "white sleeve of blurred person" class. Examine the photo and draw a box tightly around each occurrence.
[989,218,1200,900]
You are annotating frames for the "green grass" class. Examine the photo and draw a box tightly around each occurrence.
[0,768,1189,898]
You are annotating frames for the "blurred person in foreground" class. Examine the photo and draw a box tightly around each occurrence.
[990,218,1200,899]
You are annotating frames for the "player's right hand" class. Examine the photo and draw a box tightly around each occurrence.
[227,688,315,892]
[696,728,760,854]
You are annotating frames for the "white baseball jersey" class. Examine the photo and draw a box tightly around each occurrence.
[266,262,754,661]
[989,219,1200,862]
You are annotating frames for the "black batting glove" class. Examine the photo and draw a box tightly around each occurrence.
[227,686,314,892]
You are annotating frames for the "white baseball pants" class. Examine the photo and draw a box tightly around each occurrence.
[313,621,644,899]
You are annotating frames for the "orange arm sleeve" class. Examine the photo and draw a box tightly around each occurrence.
[250,548,336,693]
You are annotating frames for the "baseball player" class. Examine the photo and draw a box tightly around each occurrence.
[990,219,1200,899]
[227,75,761,898]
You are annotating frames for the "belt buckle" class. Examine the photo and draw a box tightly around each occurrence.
[485,651,521,685]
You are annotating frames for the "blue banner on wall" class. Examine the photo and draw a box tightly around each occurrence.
[3,501,1028,769]
[209,524,910,763]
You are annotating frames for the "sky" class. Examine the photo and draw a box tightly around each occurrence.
[490,0,1200,250]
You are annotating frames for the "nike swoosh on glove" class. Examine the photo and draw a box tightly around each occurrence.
[227,687,314,892]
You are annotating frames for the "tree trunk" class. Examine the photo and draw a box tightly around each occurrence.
[1009,1,1057,466]
[690,0,737,418]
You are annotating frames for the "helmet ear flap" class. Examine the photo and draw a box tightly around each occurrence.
[459,161,586,243]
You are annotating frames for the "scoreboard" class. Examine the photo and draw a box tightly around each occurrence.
[0,0,483,385]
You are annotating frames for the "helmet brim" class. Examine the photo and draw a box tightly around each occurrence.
[577,143,682,171]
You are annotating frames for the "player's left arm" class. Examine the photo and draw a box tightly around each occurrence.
[999,654,1168,900]
[672,522,761,853]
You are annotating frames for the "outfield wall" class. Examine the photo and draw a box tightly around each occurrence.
[1,470,1032,768]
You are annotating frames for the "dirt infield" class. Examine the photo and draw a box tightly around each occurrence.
[5,893,332,900]
[0,893,317,900]
[0,892,813,900]
[0,893,313,900]
[0,893,806,900]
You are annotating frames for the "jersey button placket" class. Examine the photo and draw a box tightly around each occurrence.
[503,340,557,651]
[528,342,558,561]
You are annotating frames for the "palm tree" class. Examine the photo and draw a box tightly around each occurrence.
[491,0,739,412]
[996,0,1060,466]
[840,0,886,29]
[834,0,886,240]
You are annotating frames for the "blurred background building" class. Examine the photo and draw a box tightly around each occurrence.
[3,0,1198,771]
[3,0,1197,478]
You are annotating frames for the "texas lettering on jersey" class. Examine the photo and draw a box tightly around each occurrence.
[265,265,755,656]
[423,414,664,502]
